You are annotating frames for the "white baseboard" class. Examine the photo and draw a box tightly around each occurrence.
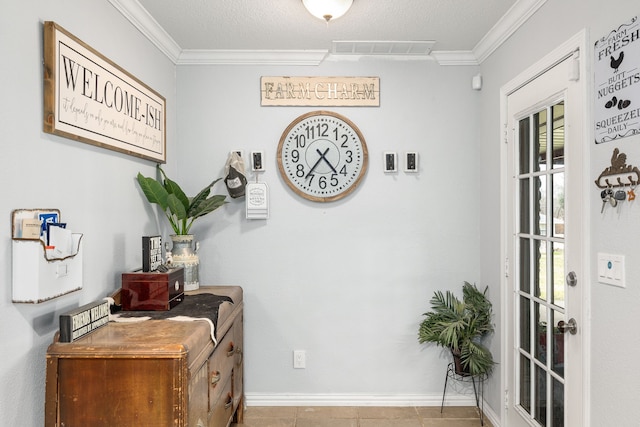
[245,392,471,407]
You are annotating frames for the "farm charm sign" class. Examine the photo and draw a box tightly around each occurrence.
[43,22,166,162]
[594,16,640,144]
[261,76,380,107]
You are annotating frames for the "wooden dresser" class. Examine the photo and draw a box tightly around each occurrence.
[45,286,243,427]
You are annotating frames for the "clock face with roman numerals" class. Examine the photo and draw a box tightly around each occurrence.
[277,111,368,202]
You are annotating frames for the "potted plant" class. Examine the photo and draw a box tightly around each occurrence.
[136,165,227,290]
[418,281,495,376]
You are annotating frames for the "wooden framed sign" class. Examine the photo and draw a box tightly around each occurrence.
[43,21,166,162]
[261,76,380,107]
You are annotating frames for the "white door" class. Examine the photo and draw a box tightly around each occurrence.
[503,34,586,427]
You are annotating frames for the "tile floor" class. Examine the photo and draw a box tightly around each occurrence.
[231,406,493,427]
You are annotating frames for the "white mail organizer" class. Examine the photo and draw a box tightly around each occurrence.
[11,209,83,303]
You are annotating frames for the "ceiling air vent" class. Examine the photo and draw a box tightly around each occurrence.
[332,40,436,56]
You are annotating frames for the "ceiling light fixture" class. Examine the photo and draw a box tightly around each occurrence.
[302,0,353,23]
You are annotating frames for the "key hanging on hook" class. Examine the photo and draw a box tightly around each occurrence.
[628,185,636,201]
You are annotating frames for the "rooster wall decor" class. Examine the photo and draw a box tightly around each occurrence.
[595,148,640,188]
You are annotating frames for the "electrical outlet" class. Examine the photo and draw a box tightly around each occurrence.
[293,350,306,369]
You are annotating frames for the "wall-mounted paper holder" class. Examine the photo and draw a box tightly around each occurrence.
[11,209,83,303]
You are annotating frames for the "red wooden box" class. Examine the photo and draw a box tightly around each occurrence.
[121,267,184,311]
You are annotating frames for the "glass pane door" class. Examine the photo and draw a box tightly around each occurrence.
[516,101,565,426]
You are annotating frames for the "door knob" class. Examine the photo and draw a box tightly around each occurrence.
[558,318,577,335]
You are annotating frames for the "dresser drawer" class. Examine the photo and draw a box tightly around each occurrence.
[209,324,237,407]
[209,377,234,427]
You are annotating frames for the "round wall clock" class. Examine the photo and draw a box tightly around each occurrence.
[277,111,368,202]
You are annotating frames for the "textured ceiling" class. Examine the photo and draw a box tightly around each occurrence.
[135,0,518,53]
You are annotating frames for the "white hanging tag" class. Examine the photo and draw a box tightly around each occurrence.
[246,182,269,220]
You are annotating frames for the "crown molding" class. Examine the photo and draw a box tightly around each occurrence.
[430,51,479,66]
[110,0,546,66]
[108,0,181,62]
[473,0,548,64]
[177,49,329,66]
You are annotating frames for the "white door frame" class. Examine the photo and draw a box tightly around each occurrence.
[499,29,591,426]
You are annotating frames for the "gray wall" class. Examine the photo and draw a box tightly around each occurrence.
[175,60,482,400]
[478,0,640,424]
[0,2,176,425]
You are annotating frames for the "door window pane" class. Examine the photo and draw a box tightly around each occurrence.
[520,295,531,354]
[552,173,565,238]
[552,309,565,377]
[520,178,530,234]
[520,353,532,414]
[534,109,548,172]
[519,237,531,293]
[535,301,547,363]
[551,103,565,167]
[535,365,548,425]
[552,242,565,309]
[552,377,564,426]
[535,239,546,299]
[520,117,531,174]
[536,175,546,237]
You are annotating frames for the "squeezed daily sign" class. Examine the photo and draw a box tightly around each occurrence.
[594,16,640,143]
[43,22,166,162]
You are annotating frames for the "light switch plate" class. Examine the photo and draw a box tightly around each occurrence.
[597,253,625,288]
[404,152,418,172]
[251,151,265,171]
[384,152,397,173]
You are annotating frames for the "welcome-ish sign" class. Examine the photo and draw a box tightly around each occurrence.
[43,22,166,162]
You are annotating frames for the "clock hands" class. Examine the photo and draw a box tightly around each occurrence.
[317,148,338,173]
[305,147,330,179]
[305,147,337,178]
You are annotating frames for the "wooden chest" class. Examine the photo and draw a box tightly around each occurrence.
[121,267,184,310]
[45,286,244,427]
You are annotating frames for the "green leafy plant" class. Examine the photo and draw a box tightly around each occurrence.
[418,281,495,376]
[136,165,227,235]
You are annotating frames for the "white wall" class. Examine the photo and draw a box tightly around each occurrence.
[175,60,484,400]
[478,0,640,424]
[0,1,176,425]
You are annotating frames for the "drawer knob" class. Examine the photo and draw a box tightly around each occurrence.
[224,392,233,409]
[211,371,221,385]
[227,342,235,357]
[236,347,244,366]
